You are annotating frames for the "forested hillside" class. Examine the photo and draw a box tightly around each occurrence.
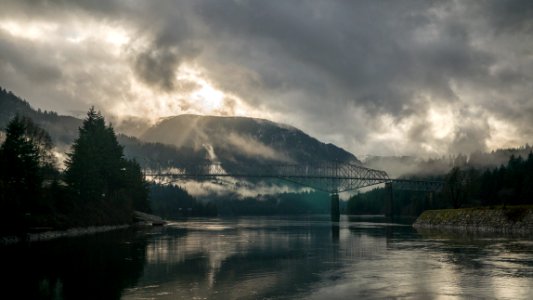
[0,88,81,145]
[141,114,361,167]
[348,153,533,216]
[0,109,150,235]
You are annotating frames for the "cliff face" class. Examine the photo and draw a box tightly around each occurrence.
[413,207,533,233]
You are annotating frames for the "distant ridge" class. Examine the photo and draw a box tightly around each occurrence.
[0,87,81,145]
[2,86,530,174]
[0,87,360,169]
[141,114,361,166]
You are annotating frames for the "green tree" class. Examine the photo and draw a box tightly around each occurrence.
[0,115,55,234]
[64,108,150,224]
[446,167,465,209]
[64,108,124,204]
[122,158,151,213]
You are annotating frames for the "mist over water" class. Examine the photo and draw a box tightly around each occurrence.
[2,216,532,299]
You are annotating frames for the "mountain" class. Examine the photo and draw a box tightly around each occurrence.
[140,114,360,167]
[0,88,81,146]
[118,134,208,169]
[0,87,360,170]
[3,86,530,176]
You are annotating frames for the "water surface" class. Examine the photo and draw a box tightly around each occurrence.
[2,215,532,299]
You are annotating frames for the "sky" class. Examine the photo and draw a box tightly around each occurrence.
[1,0,532,157]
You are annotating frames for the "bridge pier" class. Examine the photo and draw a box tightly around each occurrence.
[385,182,394,221]
[330,193,340,222]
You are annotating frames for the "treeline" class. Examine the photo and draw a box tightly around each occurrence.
[216,191,330,216]
[149,185,335,218]
[347,153,533,216]
[150,187,329,217]
[150,184,217,219]
[364,145,533,178]
[456,153,533,207]
[346,187,448,217]
[0,109,150,236]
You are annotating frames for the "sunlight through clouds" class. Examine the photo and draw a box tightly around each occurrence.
[428,106,454,140]
[0,19,58,40]
[487,116,522,150]
[1,0,532,156]
[109,64,263,123]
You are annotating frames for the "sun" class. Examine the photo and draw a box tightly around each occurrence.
[189,76,225,112]
[112,64,251,120]
[428,106,454,139]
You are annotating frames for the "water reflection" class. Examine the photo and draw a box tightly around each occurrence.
[331,225,339,242]
[411,227,533,299]
[127,217,404,299]
[0,229,147,299]
[2,216,532,299]
[124,216,533,299]
[126,217,348,299]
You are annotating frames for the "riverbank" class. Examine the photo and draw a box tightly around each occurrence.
[0,210,169,245]
[413,206,533,233]
[0,224,130,245]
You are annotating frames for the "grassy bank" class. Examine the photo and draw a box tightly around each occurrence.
[413,206,533,233]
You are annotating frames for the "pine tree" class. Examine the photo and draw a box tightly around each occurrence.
[0,115,50,233]
[446,167,465,209]
[64,107,124,204]
[64,108,150,224]
[123,159,151,213]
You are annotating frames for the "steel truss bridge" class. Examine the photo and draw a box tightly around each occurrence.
[145,162,443,193]
[144,162,444,221]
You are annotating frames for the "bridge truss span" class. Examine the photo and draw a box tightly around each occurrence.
[145,162,391,193]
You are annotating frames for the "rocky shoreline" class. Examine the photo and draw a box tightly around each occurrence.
[0,224,130,245]
[413,207,533,234]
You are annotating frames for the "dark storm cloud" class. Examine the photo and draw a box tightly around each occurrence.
[133,47,184,91]
[193,1,491,111]
[194,0,533,154]
[126,1,204,91]
[475,0,533,33]
[1,0,533,156]
[0,31,63,83]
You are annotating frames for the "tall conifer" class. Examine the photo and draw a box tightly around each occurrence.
[0,115,51,233]
[65,108,150,223]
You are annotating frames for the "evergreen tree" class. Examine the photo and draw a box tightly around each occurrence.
[0,115,52,234]
[522,153,533,202]
[64,108,150,224]
[121,158,151,213]
[64,107,124,204]
[446,167,465,209]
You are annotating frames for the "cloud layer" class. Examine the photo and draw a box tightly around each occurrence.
[1,0,532,156]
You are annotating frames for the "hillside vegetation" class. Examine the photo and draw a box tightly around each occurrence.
[0,108,150,236]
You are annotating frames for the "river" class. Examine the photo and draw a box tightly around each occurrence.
[1,215,532,299]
